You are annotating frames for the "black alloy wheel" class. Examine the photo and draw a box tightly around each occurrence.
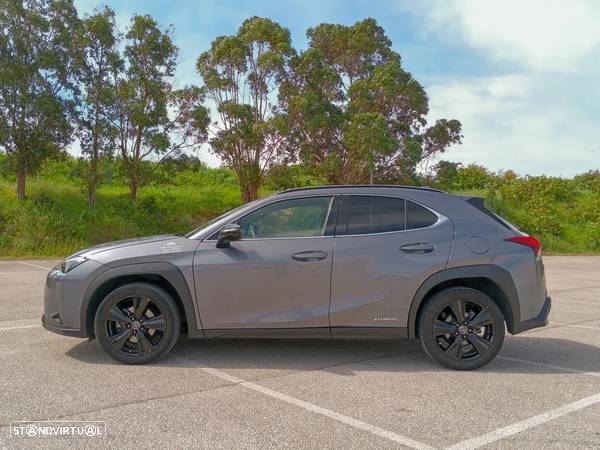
[419,287,505,370]
[433,299,495,360]
[106,295,166,356]
[95,283,180,364]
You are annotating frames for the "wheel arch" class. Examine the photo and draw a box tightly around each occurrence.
[81,262,203,338]
[408,265,520,339]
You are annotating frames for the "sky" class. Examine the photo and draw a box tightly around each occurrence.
[74,0,600,177]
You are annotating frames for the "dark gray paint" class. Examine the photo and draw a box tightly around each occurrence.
[330,219,454,330]
[42,185,549,342]
[193,237,333,332]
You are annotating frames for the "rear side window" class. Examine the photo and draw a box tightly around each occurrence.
[406,200,438,230]
[342,196,406,235]
[339,196,439,235]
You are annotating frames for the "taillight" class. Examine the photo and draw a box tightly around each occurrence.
[505,235,542,257]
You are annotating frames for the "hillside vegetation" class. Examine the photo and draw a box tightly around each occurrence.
[0,156,598,257]
[3,5,597,258]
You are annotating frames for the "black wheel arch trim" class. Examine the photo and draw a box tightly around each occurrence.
[408,264,521,339]
[81,262,202,339]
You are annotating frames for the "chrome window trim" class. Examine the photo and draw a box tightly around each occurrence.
[207,235,335,243]
[335,193,447,238]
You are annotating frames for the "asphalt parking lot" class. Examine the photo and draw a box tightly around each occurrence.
[0,256,599,449]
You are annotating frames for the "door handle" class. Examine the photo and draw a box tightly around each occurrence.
[400,242,435,254]
[291,250,328,262]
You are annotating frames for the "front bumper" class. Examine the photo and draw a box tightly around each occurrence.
[513,295,551,334]
[41,313,82,337]
[43,260,105,338]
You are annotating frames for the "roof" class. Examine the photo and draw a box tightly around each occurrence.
[276,185,446,195]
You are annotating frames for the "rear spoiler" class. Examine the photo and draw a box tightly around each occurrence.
[465,196,486,210]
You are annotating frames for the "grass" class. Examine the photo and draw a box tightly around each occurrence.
[0,178,250,257]
[0,167,599,257]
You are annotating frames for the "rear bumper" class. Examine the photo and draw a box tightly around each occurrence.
[41,313,83,338]
[512,296,551,334]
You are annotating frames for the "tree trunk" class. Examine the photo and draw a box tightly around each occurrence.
[88,96,101,208]
[16,166,26,200]
[239,160,261,203]
[129,164,139,200]
[241,181,259,203]
[88,157,97,208]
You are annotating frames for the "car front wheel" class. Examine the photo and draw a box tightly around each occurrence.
[94,282,181,365]
[418,287,505,370]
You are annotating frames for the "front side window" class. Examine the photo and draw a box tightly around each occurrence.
[238,196,333,239]
[342,196,406,235]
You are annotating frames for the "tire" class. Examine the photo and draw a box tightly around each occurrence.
[94,282,181,365]
[418,287,505,370]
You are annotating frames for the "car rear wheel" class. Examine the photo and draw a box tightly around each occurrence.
[418,287,505,370]
[94,283,181,365]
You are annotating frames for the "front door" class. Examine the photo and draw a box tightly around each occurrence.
[193,195,337,336]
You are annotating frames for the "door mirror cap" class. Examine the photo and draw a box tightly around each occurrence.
[216,223,241,248]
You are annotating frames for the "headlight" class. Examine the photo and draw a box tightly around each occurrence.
[60,256,88,273]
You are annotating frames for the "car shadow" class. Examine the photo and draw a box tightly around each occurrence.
[65,335,600,376]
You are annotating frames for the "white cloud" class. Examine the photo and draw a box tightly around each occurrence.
[419,0,600,72]
[427,74,600,176]
[400,0,600,176]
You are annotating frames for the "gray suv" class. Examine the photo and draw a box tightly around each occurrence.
[42,185,551,370]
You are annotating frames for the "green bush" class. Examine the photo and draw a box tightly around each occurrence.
[588,222,600,251]
[0,155,599,256]
[574,171,600,193]
[455,164,493,190]
[264,164,324,190]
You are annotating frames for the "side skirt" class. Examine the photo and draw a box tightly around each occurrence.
[331,327,408,339]
[197,327,408,339]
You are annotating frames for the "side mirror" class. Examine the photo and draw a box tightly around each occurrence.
[216,223,241,248]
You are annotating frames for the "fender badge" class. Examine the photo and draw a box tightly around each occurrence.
[160,241,182,253]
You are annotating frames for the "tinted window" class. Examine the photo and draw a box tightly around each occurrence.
[238,197,332,239]
[343,196,406,235]
[406,200,437,229]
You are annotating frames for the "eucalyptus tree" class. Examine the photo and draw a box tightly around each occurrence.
[281,18,462,184]
[112,15,208,199]
[74,6,121,207]
[197,16,295,202]
[0,0,79,199]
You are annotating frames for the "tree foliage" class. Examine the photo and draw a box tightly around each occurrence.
[0,0,79,199]
[281,18,462,184]
[73,6,121,207]
[197,16,295,202]
[2,8,466,203]
[112,15,209,199]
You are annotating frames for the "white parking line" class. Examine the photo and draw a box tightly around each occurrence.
[551,321,600,331]
[17,262,52,271]
[442,355,600,449]
[446,392,600,450]
[199,366,435,450]
[553,298,598,306]
[564,324,600,330]
[195,354,600,450]
[0,324,41,331]
[498,355,600,378]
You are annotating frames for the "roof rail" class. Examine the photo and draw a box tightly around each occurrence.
[277,185,446,195]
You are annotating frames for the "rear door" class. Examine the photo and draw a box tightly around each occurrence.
[193,195,338,336]
[330,195,454,335]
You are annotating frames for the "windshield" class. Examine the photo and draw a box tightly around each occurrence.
[184,199,262,238]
